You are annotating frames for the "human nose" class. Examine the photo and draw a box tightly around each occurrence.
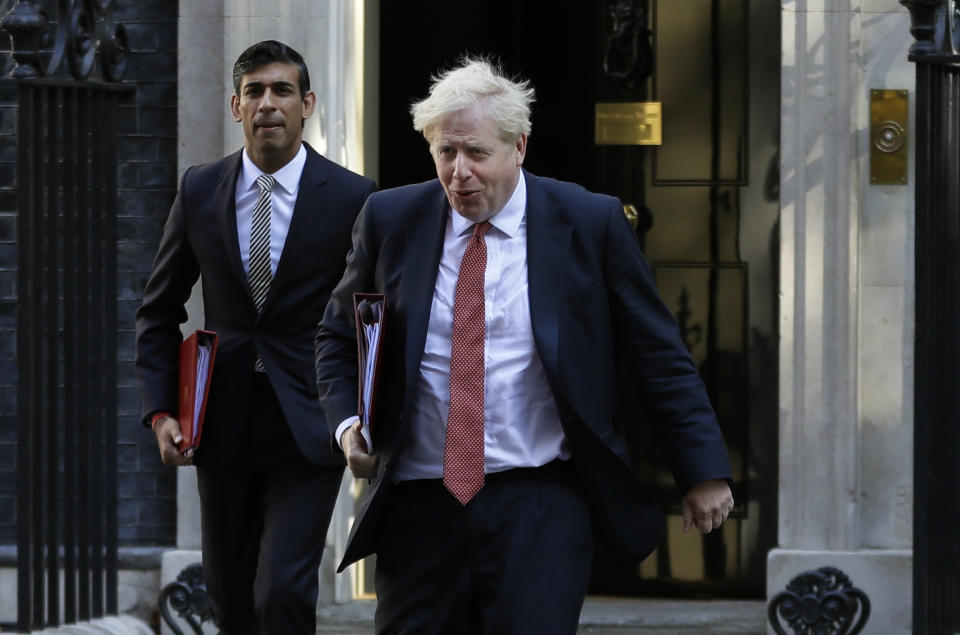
[452,153,471,179]
[259,89,276,111]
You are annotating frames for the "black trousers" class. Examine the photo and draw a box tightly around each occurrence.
[374,460,594,635]
[195,373,343,635]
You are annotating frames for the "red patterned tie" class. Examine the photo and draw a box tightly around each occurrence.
[443,221,491,504]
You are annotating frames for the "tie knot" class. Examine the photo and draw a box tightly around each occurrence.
[256,173,276,193]
[472,221,492,240]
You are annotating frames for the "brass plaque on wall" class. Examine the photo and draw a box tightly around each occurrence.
[870,89,908,185]
[595,102,662,145]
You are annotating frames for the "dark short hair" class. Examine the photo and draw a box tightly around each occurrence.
[232,40,310,98]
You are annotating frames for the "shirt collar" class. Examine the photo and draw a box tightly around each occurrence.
[450,171,526,238]
[239,144,307,195]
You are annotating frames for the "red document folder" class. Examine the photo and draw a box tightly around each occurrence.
[354,293,386,452]
[177,329,218,454]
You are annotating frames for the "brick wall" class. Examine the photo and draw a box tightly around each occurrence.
[115,0,179,546]
[0,69,15,543]
[0,0,179,546]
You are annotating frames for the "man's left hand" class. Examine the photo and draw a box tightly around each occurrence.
[681,479,733,534]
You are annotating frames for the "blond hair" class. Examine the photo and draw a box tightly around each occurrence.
[411,57,535,146]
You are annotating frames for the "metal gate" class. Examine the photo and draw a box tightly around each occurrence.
[2,0,130,630]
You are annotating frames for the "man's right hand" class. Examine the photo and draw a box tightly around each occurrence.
[154,416,193,466]
[341,420,379,479]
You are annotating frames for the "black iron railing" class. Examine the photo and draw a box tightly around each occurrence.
[901,1,960,633]
[2,0,132,630]
[15,77,130,631]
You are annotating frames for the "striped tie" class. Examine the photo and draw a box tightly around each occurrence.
[250,174,274,372]
[249,173,275,312]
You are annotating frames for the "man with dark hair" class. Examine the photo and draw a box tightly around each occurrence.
[136,40,375,634]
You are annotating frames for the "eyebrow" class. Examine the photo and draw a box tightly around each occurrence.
[243,80,296,91]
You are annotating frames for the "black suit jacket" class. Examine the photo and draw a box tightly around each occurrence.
[315,170,732,570]
[136,144,376,468]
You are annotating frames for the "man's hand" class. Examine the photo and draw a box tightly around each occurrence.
[341,420,379,479]
[682,478,733,534]
[154,416,193,466]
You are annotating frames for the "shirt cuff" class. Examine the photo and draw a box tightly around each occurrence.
[150,411,172,430]
[335,416,360,450]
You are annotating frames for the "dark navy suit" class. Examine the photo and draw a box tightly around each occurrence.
[315,169,731,632]
[136,143,375,634]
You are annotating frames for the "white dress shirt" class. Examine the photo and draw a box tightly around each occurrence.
[392,174,568,481]
[235,144,307,276]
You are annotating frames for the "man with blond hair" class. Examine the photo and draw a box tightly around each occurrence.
[315,58,733,634]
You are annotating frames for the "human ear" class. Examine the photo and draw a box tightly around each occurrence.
[230,94,242,123]
[301,90,317,120]
[515,134,527,166]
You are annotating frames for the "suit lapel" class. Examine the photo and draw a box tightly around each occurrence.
[213,150,249,291]
[525,170,572,379]
[402,184,448,407]
[269,145,330,303]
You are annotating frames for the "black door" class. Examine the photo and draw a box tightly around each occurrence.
[378,0,780,598]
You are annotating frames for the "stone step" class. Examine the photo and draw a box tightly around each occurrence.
[316,597,767,633]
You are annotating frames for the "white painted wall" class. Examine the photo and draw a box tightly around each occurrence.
[771,2,913,633]
[174,0,377,617]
